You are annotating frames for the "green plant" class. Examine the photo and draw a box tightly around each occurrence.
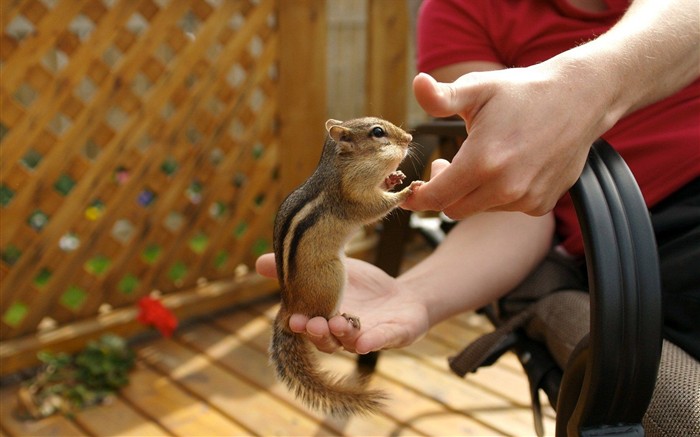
[17,334,135,420]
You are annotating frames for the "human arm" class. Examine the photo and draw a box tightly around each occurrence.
[256,211,554,354]
[403,0,700,218]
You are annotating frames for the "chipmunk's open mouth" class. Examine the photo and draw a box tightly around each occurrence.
[382,147,412,190]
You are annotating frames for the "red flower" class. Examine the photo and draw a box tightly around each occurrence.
[137,296,178,337]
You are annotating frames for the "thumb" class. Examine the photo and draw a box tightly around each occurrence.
[430,158,450,178]
[413,72,472,118]
[400,158,461,212]
[255,253,277,278]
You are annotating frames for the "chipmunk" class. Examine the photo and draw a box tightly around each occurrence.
[270,117,422,416]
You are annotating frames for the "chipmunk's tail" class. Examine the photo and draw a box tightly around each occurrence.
[270,314,386,417]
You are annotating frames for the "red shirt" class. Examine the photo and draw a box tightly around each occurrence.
[417,0,700,256]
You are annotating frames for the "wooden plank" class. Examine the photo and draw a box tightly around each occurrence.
[0,0,308,346]
[0,275,278,376]
[327,0,367,120]
[177,322,412,437]
[412,339,540,407]
[402,412,512,437]
[0,386,87,437]
[212,307,503,436]
[0,0,141,171]
[428,316,526,375]
[136,337,332,437]
[402,331,556,423]
[278,0,327,195]
[109,0,275,300]
[1,0,216,335]
[142,13,279,288]
[450,310,494,333]
[1,296,553,437]
[212,301,275,343]
[365,0,408,124]
[0,1,84,90]
[429,317,489,346]
[373,345,545,435]
[1,1,20,28]
[242,300,554,436]
[119,362,250,436]
[72,396,171,437]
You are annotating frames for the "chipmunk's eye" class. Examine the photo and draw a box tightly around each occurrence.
[371,126,386,138]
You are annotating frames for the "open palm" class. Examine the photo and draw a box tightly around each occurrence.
[255,254,430,355]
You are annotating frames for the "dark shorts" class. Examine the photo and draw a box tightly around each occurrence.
[650,177,700,361]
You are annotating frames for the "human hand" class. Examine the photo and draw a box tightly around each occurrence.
[255,253,430,354]
[404,65,617,218]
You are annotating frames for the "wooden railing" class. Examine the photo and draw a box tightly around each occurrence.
[0,0,411,376]
[0,0,412,376]
[0,0,334,375]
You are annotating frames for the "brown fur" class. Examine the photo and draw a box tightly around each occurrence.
[270,117,421,416]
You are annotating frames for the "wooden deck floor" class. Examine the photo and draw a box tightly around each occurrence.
[1,295,555,437]
[1,230,556,436]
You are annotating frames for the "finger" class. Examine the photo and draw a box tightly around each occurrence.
[413,72,475,118]
[354,331,388,355]
[306,316,342,354]
[430,158,450,177]
[328,315,362,353]
[288,313,309,333]
[487,196,552,217]
[441,185,500,219]
[442,180,560,219]
[401,159,477,213]
[400,159,448,209]
[255,253,277,278]
[486,186,566,217]
[354,325,413,355]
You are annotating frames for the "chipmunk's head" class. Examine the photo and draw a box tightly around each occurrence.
[326,117,413,158]
[324,117,412,187]
[325,117,412,153]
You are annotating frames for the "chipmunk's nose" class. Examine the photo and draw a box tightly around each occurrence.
[406,133,413,143]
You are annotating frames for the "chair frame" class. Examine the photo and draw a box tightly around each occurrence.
[559,139,662,436]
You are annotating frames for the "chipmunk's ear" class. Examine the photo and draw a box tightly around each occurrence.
[325,119,343,132]
[328,125,350,142]
[326,120,353,151]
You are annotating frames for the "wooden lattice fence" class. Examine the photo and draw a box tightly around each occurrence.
[0,0,327,374]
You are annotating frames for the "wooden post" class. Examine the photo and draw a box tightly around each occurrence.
[365,0,408,124]
[363,1,411,372]
[278,0,327,196]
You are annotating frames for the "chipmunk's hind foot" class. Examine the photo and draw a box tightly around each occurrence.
[341,312,361,330]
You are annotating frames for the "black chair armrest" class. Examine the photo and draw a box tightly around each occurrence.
[559,139,663,436]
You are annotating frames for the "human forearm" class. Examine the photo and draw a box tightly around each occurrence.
[553,0,700,120]
[398,211,554,328]
[256,211,554,354]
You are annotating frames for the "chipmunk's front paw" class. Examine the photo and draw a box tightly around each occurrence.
[392,179,423,203]
[408,180,424,194]
[383,171,406,191]
[341,313,361,330]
